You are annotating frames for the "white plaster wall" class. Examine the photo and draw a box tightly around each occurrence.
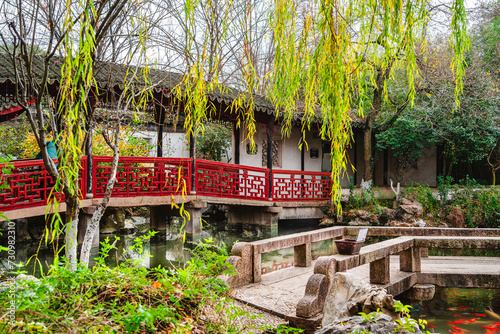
[236,123,323,172]
[387,147,437,187]
[134,130,189,158]
[134,130,232,162]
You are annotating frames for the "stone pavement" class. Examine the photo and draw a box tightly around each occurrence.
[231,256,500,319]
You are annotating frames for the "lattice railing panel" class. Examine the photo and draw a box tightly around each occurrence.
[0,158,87,210]
[196,160,268,200]
[272,171,332,201]
[93,156,191,198]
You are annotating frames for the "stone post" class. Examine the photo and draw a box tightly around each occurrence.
[185,201,206,236]
[370,256,390,285]
[150,206,168,231]
[400,247,421,272]
[294,242,312,267]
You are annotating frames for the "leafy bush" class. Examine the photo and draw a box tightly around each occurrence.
[0,238,263,333]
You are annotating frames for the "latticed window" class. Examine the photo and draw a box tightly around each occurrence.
[262,140,280,167]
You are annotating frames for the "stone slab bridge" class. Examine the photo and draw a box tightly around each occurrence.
[0,156,332,236]
[226,226,500,331]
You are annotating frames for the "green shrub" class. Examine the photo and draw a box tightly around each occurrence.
[0,238,259,333]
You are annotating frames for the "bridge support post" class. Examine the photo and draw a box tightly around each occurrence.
[227,206,280,237]
[185,201,206,236]
[150,206,171,231]
[370,256,390,285]
[78,207,99,246]
[400,247,422,272]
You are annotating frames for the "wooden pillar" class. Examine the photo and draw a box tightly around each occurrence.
[85,98,94,197]
[234,123,240,165]
[301,140,305,197]
[190,132,196,193]
[370,256,390,285]
[353,133,358,184]
[154,102,165,158]
[267,119,274,200]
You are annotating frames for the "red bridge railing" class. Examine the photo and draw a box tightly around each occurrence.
[272,170,332,201]
[93,156,191,198]
[0,157,87,211]
[196,159,269,200]
[0,156,332,211]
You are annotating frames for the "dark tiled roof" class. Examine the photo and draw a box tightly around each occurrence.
[0,53,365,127]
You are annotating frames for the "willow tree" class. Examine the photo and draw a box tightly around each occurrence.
[0,0,150,267]
[173,0,468,209]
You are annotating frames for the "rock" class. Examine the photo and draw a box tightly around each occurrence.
[414,219,427,227]
[131,216,147,225]
[100,208,126,233]
[448,206,465,228]
[317,313,422,334]
[16,274,38,282]
[379,207,397,221]
[398,201,423,218]
[322,272,396,326]
[320,217,335,227]
[400,198,414,206]
[348,219,370,226]
[346,210,379,225]
[121,219,137,234]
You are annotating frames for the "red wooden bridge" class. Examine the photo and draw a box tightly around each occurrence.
[0,156,333,214]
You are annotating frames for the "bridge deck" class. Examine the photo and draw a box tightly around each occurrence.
[231,256,500,319]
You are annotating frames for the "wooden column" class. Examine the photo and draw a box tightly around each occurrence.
[154,102,165,158]
[234,123,240,165]
[85,97,95,197]
[190,132,196,193]
[267,119,274,200]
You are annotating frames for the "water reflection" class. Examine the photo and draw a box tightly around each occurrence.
[412,287,500,333]
[0,217,325,275]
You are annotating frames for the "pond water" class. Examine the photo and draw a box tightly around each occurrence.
[412,287,500,334]
[0,217,330,275]
[3,219,499,334]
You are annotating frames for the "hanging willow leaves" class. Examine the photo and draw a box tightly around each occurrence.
[165,0,468,210]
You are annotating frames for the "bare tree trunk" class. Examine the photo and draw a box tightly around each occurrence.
[80,123,120,267]
[363,113,376,182]
[64,195,80,268]
[363,68,384,183]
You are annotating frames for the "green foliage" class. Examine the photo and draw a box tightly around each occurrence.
[195,122,232,162]
[0,238,265,333]
[347,177,384,211]
[404,184,440,216]
[404,179,500,228]
[0,116,31,158]
[358,308,381,323]
[376,116,438,182]
[393,301,430,334]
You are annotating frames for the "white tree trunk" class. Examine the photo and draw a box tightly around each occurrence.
[65,218,79,269]
[80,124,120,267]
